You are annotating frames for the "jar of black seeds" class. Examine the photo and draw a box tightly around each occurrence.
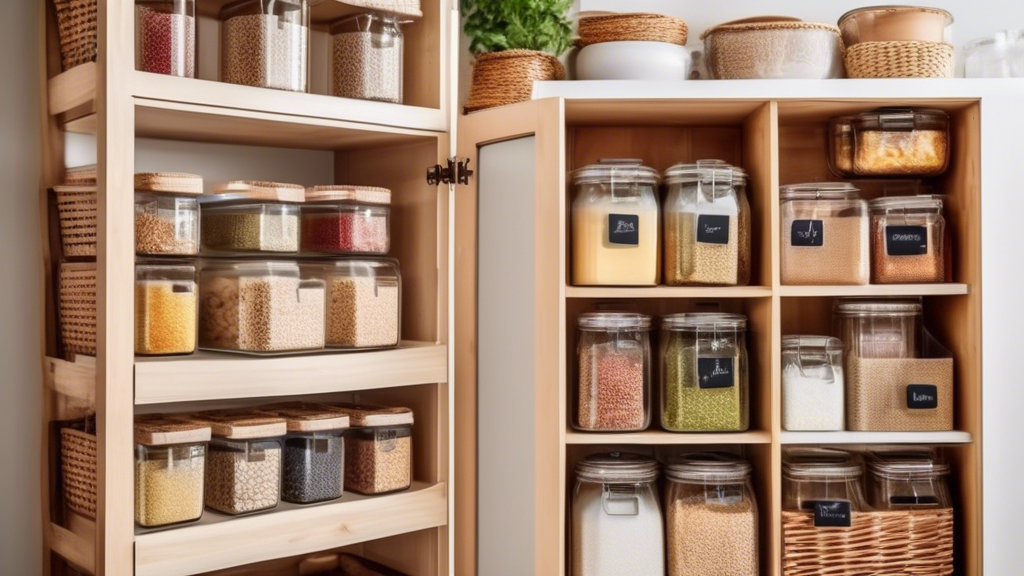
[260,403,351,505]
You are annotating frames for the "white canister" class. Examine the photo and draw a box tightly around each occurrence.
[575,41,693,80]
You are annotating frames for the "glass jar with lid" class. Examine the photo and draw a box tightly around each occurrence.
[834,298,921,360]
[134,172,202,256]
[325,402,413,495]
[780,183,869,285]
[664,453,758,576]
[571,452,663,576]
[783,448,866,519]
[134,415,209,528]
[847,108,950,177]
[258,403,351,505]
[201,181,304,254]
[331,12,406,103]
[575,312,652,432]
[571,159,660,286]
[319,258,401,349]
[135,0,195,78]
[866,449,953,510]
[869,195,946,284]
[135,263,197,356]
[301,185,391,255]
[827,116,856,175]
[964,29,1024,78]
[662,159,750,286]
[660,313,749,432]
[782,335,844,431]
[220,0,309,92]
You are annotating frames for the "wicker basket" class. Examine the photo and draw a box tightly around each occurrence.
[845,40,954,78]
[464,50,565,113]
[61,427,97,519]
[59,262,97,357]
[577,12,688,47]
[53,0,98,71]
[53,184,97,258]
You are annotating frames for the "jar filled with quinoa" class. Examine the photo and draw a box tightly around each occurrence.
[301,185,391,255]
[134,415,210,528]
[574,312,652,432]
[323,403,413,496]
[219,0,309,92]
[780,182,869,285]
[134,172,202,256]
[317,258,401,349]
[201,181,304,254]
[869,195,946,284]
[330,12,406,104]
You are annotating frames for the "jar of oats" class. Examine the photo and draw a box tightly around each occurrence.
[201,181,304,254]
[258,403,350,505]
[318,258,401,349]
[869,195,946,284]
[219,0,309,92]
[134,172,201,256]
[663,159,750,286]
[324,403,413,495]
[780,182,869,285]
[135,263,197,356]
[330,12,406,104]
[849,108,950,176]
[134,415,209,528]
[574,312,652,432]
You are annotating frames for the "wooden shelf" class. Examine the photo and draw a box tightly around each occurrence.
[44,355,94,402]
[47,62,95,118]
[566,429,772,445]
[781,430,973,445]
[778,284,969,297]
[134,341,447,405]
[134,481,447,576]
[50,518,95,574]
[566,285,772,299]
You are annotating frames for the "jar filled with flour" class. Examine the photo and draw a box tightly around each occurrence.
[782,335,845,431]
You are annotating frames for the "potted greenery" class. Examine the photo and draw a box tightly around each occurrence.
[462,0,573,112]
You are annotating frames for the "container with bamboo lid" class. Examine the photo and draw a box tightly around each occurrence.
[201,180,305,254]
[321,403,414,495]
[135,172,203,256]
[258,403,351,504]
[134,414,211,528]
[301,185,392,255]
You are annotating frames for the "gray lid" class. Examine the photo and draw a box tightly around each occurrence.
[869,194,944,213]
[868,450,950,480]
[577,312,652,331]
[782,335,843,352]
[784,448,862,479]
[663,159,747,186]
[575,452,659,483]
[665,452,751,483]
[661,312,746,332]
[571,158,659,185]
[780,182,860,201]
[834,297,922,317]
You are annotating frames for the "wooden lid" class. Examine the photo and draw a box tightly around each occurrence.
[257,403,351,432]
[135,415,211,446]
[177,410,288,439]
[322,403,413,427]
[207,180,305,203]
[135,172,204,195]
[305,185,392,205]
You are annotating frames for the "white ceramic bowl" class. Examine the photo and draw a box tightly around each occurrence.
[575,41,691,80]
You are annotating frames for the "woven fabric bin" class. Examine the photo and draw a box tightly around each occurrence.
[53,184,97,258]
[53,0,98,71]
[59,262,97,357]
[464,50,565,113]
[577,12,688,46]
[61,427,98,519]
[846,40,954,78]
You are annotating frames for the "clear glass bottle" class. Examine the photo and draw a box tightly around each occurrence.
[574,312,652,432]
[781,335,844,431]
[850,108,950,176]
[220,0,309,92]
[318,258,401,349]
[201,181,304,254]
[780,183,869,285]
[135,263,197,356]
[331,12,406,103]
[135,0,195,78]
[134,415,209,528]
[869,195,946,284]
[301,185,391,255]
[827,116,856,176]
[866,449,953,510]
[134,172,202,256]
[834,298,922,360]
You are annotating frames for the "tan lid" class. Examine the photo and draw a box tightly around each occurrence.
[322,403,413,427]
[64,165,97,185]
[305,185,392,205]
[135,415,211,446]
[257,403,351,432]
[135,172,204,195]
[177,410,288,439]
[207,180,305,203]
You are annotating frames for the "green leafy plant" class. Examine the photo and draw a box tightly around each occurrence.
[462,0,573,56]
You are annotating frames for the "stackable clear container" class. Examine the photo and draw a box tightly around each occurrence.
[782,335,844,431]
[869,195,946,284]
[301,186,391,255]
[220,0,309,92]
[830,108,951,177]
[282,431,345,504]
[964,30,1024,78]
[780,183,869,285]
[333,405,413,495]
[134,173,201,256]
[574,312,652,432]
[662,160,750,286]
[319,258,401,349]
[331,13,405,103]
[571,159,660,286]
[135,263,197,356]
[206,437,283,515]
[135,0,195,77]
[664,453,758,576]
[198,261,325,353]
[783,448,867,516]
[572,453,663,576]
[867,449,952,510]
[201,183,303,254]
[660,313,749,432]
[134,417,209,528]
[834,298,921,360]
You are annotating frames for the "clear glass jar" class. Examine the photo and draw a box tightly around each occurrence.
[964,30,1024,78]
[205,437,283,515]
[780,183,869,285]
[134,172,202,255]
[869,195,946,284]
[220,0,309,92]
[782,335,844,431]
[664,453,758,576]
[660,313,748,432]
[867,449,953,510]
[201,181,304,254]
[834,298,921,359]
[662,160,750,286]
[301,185,391,255]
[574,312,652,432]
[783,448,866,516]
[282,431,345,504]
[331,12,405,103]
[319,258,401,349]
[135,263,197,356]
[827,116,855,176]
[135,0,195,77]
[571,452,663,576]
[842,108,950,177]
[571,159,660,286]
[198,261,325,353]
[135,442,206,527]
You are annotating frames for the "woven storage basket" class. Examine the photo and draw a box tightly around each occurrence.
[465,50,565,113]
[53,0,98,71]
[61,427,97,519]
[59,262,97,357]
[577,12,688,46]
[846,40,954,78]
[53,184,97,258]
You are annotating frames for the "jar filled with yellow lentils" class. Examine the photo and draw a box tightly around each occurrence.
[134,415,210,528]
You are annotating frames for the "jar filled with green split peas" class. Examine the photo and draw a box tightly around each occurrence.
[660,313,749,432]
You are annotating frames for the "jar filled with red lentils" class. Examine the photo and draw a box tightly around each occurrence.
[301,186,391,255]
[135,0,195,78]
[318,258,401,349]
[574,312,652,432]
[220,0,310,92]
[869,195,946,284]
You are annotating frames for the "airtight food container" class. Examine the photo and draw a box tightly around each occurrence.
[201,181,304,254]
[780,183,869,285]
[838,6,953,46]
[830,108,950,177]
[134,415,210,528]
[324,403,414,495]
[318,258,401,349]
[135,263,197,356]
[220,0,309,92]
[301,185,391,255]
[781,335,844,431]
[135,0,196,78]
[574,312,653,432]
[134,172,202,256]
[869,195,946,284]
[258,403,351,505]
[702,17,844,79]
[330,12,406,103]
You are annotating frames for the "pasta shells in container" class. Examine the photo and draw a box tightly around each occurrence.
[701,17,844,79]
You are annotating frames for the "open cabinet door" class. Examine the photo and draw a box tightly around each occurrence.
[454,97,566,576]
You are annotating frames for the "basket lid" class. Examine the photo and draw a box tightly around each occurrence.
[575,452,659,483]
[177,410,288,439]
[135,415,211,446]
[665,452,751,482]
[322,403,413,427]
[577,12,689,47]
[135,172,204,195]
[701,16,840,40]
[206,180,306,203]
[257,403,351,432]
[577,311,652,331]
[305,185,392,205]
[661,312,747,331]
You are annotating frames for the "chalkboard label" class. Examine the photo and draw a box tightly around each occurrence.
[791,220,824,247]
[906,384,939,409]
[811,501,852,528]
[890,495,940,505]
[608,214,640,245]
[696,214,730,245]
[698,357,735,389]
[886,225,928,256]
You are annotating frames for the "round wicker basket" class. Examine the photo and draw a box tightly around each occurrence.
[577,12,688,47]
[845,40,954,78]
[464,50,565,113]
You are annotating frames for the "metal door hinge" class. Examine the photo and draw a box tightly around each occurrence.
[427,157,472,186]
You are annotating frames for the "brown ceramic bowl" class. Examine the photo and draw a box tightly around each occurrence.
[838,5,953,45]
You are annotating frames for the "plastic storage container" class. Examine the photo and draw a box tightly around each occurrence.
[571,452,663,576]
[660,313,749,432]
[575,312,652,432]
[326,403,413,495]
[198,260,325,353]
[135,263,197,356]
[780,183,869,285]
[201,181,304,254]
[320,258,401,349]
[869,195,946,284]
[134,415,210,528]
[664,453,758,576]
[964,29,1024,78]
[782,335,844,431]
[834,298,920,360]
[134,172,202,255]
[830,108,950,177]
[220,0,309,92]
[331,13,405,103]
[662,160,750,286]
[571,159,660,286]
[867,449,952,510]
[259,404,351,505]
[135,0,195,77]
[301,185,391,255]
[702,17,844,79]
[838,6,953,45]
[782,448,866,520]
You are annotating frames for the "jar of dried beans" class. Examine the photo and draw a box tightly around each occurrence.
[574,312,652,432]
[135,0,195,78]
[259,404,351,505]
[782,448,866,528]
[782,335,844,431]
[134,415,210,528]
[135,263,197,356]
[325,403,413,495]
[330,12,406,104]
[837,108,950,176]
[869,195,946,284]
[660,313,748,432]
[319,258,401,349]
[780,182,869,285]
[134,172,201,256]
[663,159,750,286]
[201,181,304,254]
[220,0,309,92]
[664,453,758,576]
[867,449,953,510]
[301,185,391,255]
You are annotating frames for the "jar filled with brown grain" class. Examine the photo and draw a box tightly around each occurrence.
[574,312,652,432]
[134,172,202,256]
[317,258,401,349]
[849,108,950,176]
[780,182,869,285]
[869,195,946,284]
[220,0,309,92]
[330,12,406,104]
[322,403,413,495]
[135,263,197,356]
[134,415,210,528]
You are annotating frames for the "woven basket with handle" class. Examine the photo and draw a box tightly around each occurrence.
[465,50,565,113]
[53,0,98,71]
[59,262,97,357]
[845,40,954,78]
[577,12,688,46]
[61,427,97,519]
